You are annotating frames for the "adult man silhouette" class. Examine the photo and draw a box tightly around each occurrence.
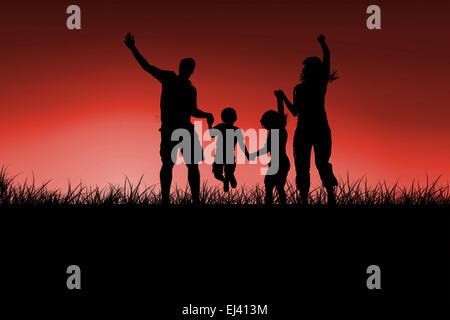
[124,33,214,205]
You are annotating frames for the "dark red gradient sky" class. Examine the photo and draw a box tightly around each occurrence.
[0,0,449,189]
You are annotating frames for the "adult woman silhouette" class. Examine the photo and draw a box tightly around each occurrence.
[278,35,338,205]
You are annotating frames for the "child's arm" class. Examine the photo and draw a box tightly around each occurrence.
[206,115,215,130]
[208,124,220,143]
[236,129,250,160]
[249,141,268,160]
[275,91,286,126]
[276,90,297,116]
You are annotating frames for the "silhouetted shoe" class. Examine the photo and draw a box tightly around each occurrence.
[223,179,230,192]
[229,174,237,189]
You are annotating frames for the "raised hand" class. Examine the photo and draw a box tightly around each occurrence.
[124,32,135,49]
[317,34,326,43]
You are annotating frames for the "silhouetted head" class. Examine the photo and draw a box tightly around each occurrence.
[300,56,338,83]
[221,107,237,125]
[179,58,196,79]
[300,56,323,82]
[260,110,286,129]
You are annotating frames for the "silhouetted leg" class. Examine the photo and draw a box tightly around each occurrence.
[160,130,175,205]
[183,128,202,204]
[264,175,274,205]
[223,178,230,193]
[213,163,229,192]
[187,164,200,204]
[160,161,174,205]
[276,160,290,205]
[293,132,312,204]
[326,186,336,206]
[225,164,237,188]
[276,182,287,205]
[314,130,338,205]
[212,163,225,182]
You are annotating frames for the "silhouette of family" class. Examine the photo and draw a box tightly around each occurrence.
[124,32,338,206]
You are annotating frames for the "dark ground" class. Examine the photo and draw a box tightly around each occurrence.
[0,206,449,317]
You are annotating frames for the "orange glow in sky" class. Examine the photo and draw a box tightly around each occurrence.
[1,1,449,190]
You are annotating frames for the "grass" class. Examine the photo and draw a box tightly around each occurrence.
[0,166,448,207]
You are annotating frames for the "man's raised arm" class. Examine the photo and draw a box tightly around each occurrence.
[124,32,164,81]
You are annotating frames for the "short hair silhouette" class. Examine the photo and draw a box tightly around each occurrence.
[179,58,196,78]
[301,56,338,82]
[221,107,237,125]
[260,110,286,129]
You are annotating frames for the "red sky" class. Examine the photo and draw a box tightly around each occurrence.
[0,0,449,190]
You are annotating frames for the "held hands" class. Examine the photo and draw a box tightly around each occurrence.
[317,34,326,43]
[206,113,214,128]
[274,89,285,100]
[124,32,136,49]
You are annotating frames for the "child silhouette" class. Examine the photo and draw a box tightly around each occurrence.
[209,108,250,192]
[250,92,290,205]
